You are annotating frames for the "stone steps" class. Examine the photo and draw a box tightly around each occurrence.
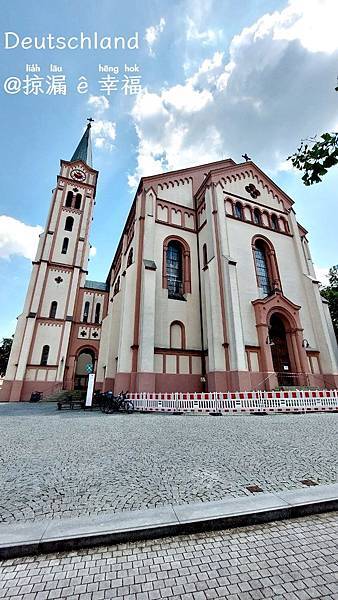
[44,390,84,403]
[273,386,320,391]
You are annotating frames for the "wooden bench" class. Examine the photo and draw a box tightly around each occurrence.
[57,396,85,411]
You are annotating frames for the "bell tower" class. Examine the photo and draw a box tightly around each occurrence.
[1,121,99,401]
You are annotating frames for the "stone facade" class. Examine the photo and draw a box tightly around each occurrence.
[1,126,337,401]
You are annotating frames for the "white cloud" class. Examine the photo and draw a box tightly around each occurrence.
[91,119,116,151]
[145,17,166,56]
[88,95,110,115]
[272,0,338,54]
[186,17,223,46]
[129,0,338,188]
[230,0,338,56]
[0,216,43,260]
[314,265,330,286]
[89,246,97,258]
[162,84,213,113]
[86,96,116,151]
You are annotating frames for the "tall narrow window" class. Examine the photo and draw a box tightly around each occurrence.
[234,202,243,220]
[65,216,74,232]
[74,193,82,210]
[40,345,50,366]
[271,214,279,231]
[253,208,261,225]
[65,191,73,208]
[113,277,120,296]
[83,301,90,323]
[94,303,101,324]
[167,241,183,299]
[254,240,272,296]
[127,247,133,267]
[49,301,57,319]
[61,237,69,254]
[202,243,208,268]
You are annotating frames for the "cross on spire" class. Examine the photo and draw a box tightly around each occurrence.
[71,121,93,166]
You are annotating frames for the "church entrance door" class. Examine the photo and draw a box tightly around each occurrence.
[269,314,297,387]
[74,349,95,390]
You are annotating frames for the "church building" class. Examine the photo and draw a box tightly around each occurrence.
[1,122,337,401]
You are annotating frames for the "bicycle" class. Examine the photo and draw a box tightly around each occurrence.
[117,391,134,413]
[99,390,134,414]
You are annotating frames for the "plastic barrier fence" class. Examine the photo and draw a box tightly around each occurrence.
[127,390,338,414]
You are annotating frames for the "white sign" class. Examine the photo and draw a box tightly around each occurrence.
[85,373,95,407]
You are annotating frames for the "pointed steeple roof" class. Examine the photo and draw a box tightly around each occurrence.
[71,119,93,166]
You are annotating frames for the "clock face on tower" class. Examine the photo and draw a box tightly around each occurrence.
[70,168,86,182]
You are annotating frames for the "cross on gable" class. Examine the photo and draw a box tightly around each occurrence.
[87,117,94,124]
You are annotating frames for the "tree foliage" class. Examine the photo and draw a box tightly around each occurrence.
[0,337,13,377]
[288,85,338,185]
[320,265,338,341]
[288,133,338,185]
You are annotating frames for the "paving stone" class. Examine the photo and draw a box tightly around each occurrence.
[0,406,337,523]
[0,511,334,599]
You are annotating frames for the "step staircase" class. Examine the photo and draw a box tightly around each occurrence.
[272,386,321,391]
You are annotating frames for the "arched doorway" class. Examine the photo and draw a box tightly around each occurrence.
[269,314,297,386]
[74,349,95,390]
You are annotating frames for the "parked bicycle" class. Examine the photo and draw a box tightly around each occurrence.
[99,390,134,414]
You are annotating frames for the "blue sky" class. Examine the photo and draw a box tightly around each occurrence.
[0,0,337,339]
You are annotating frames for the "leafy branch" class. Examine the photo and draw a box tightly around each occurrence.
[288,132,338,186]
[287,82,338,185]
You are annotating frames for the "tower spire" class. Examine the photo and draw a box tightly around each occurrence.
[71,118,93,166]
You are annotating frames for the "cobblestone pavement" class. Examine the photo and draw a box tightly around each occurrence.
[0,404,337,524]
[0,512,337,599]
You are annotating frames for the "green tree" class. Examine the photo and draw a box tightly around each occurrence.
[0,337,13,377]
[320,265,338,341]
[288,85,338,185]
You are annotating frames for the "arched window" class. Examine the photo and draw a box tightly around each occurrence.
[234,202,243,220]
[61,237,69,254]
[163,236,191,297]
[127,248,133,267]
[271,214,279,231]
[254,240,272,296]
[65,191,73,208]
[167,241,183,299]
[94,303,101,324]
[253,208,261,225]
[65,216,74,232]
[114,277,120,296]
[202,243,208,268]
[280,217,287,232]
[74,193,82,210]
[40,345,50,366]
[170,321,185,349]
[49,301,57,319]
[83,301,90,323]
